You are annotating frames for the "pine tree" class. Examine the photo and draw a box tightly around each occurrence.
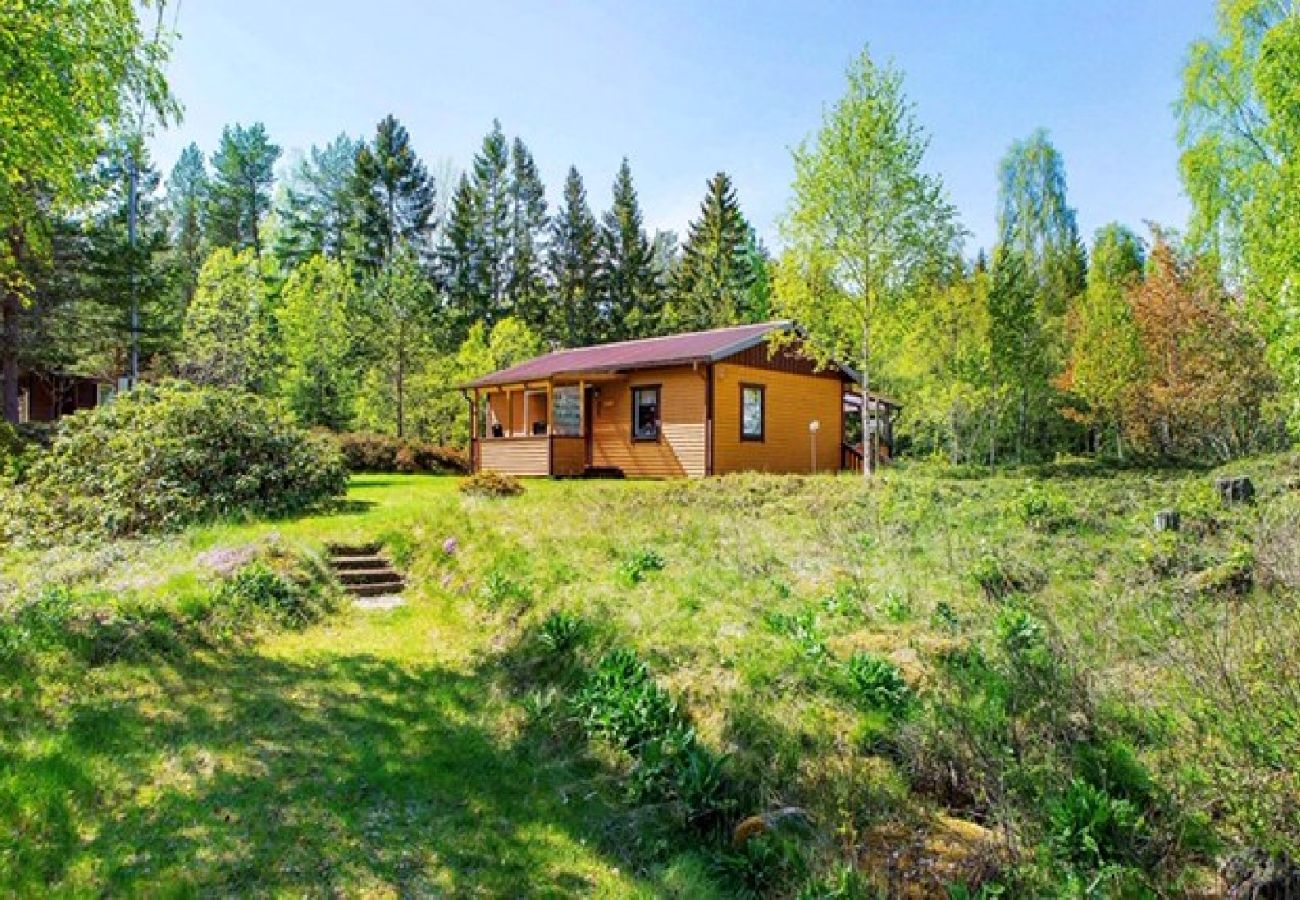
[667,172,755,331]
[439,173,485,345]
[470,121,511,321]
[207,123,281,258]
[347,115,435,272]
[165,143,208,310]
[507,137,549,330]
[547,167,603,346]
[274,133,360,271]
[599,158,660,340]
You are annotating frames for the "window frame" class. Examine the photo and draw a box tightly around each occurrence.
[630,384,662,442]
[739,383,765,442]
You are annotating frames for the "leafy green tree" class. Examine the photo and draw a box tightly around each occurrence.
[600,159,661,340]
[354,244,433,437]
[987,248,1048,462]
[996,129,1086,320]
[666,172,755,332]
[547,167,603,346]
[347,115,435,272]
[165,143,209,310]
[207,123,281,258]
[0,0,176,421]
[776,48,961,474]
[274,134,361,271]
[507,137,549,330]
[180,247,273,391]
[277,255,355,428]
[1060,225,1145,457]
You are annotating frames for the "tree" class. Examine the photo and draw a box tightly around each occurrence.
[274,134,361,271]
[1126,234,1274,459]
[547,167,603,346]
[1059,224,1145,457]
[776,48,961,475]
[347,115,435,272]
[988,247,1049,462]
[277,255,355,428]
[207,123,281,258]
[165,143,209,310]
[180,247,272,391]
[507,137,549,330]
[470,121,512,322]
[667,172,755,332]
[600,159,661,340]
[995,129,1086,319]
[354,244,433,437]
[439,173,485,345]
[1,0,176,421]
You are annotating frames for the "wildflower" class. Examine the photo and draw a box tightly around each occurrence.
[442,537,458,556]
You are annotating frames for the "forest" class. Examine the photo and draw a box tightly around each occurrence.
[5,2,1298,465]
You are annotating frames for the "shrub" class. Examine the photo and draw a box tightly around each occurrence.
[845,652,913,717]
[967,553,1043,601]
[459,469,524,497]
[335,432,468,474]
[0,421,32,480]
[1,381,347,541]
[1017,485,1077,533]
[617,547,666,586]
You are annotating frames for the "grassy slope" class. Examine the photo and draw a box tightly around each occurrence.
[3,460,1298,895]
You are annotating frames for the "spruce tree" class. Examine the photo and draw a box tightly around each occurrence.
[439,173,485,345]
[347,115,435,272]
[599,158,661,340]
[667,172,755,331]
[165,143,208,310]
[274,133,361,271]
[507,137,549,330]
[470,121,511,321]
[547,166,603,346]
[207,123,281,258]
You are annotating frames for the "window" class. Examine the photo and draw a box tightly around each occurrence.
[96,383,117,407]
[741,384,765,441]
[631,386,660,441]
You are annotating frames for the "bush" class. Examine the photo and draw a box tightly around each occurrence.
[335,432,468,474]
[1,381,347,541]
[460,469,524,497]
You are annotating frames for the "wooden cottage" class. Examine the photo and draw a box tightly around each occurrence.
[16,369,115,424]
[464,321,899,478]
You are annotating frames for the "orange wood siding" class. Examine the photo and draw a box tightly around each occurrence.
[478,437,550,476]
[551,436,585,476]
[712,362,843,474]
[590,366,707,478]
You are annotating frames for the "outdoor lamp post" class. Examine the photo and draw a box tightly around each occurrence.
[809,420,820,473]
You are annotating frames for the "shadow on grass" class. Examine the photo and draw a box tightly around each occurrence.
[0,650,639,895]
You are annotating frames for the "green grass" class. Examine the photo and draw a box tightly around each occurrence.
[2,457,1298,894]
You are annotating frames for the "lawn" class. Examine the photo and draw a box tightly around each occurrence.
[2,460,1298,895]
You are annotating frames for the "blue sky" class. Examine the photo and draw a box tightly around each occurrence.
[149,1,1216,255]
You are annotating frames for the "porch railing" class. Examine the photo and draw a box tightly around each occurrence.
[841,442,864,473]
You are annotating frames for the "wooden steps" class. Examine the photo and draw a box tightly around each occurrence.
[327,543,406,608]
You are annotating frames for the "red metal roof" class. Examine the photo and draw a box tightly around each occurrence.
[468,321,796,387]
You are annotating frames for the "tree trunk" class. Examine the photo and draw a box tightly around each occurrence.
[2,289,18,425]
[861,323,874,479]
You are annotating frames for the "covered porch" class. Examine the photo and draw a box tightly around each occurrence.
[466,375,618,478]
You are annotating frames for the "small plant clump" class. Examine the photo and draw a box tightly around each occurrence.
[536,610,589,655]
[844,652,912,718]
[617,547,666,586]
[459,469,524,497]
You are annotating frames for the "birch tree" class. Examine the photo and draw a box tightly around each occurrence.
[775,47,961,475]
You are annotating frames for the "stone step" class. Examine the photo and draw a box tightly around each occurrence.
[345,579,406,598]
[332,555,388,570]
[327,543,382,557]
[337,568,402,585]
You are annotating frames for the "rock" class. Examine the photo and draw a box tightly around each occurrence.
[1221,848,1300,899]
[1215,476,1256,506]
[1154,509,1181,532]
[862,814,1007,898]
